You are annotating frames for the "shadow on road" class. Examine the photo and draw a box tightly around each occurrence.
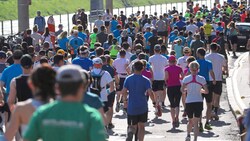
[114,113,127,119]
[150,118,169,124]
[200,131,219,138]
[166,128,185,133]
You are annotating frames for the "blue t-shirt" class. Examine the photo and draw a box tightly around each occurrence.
[69,37,84,54]
[123,74,151,115]
[113,29,121,39]
[72,57,93,71]
[78,32,87,42]
[161,54,169,59]
[83,92,103,110]
[58,37,69,50]
[1,64,22,100]
[197,59,213,81]
[196,22,204,28]
[216,26,224,32]
[244,110,250,141]
[175,36,186,46]
[110,20,118,32]
[175,21,186,29]
[169,34,177,43]
[144,32,153,50]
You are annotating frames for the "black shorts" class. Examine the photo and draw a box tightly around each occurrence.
[117,77,126,91]
[107,92,116,107]
[167,86,182,108]
[0,102,11,121]
[186,102,203,118]
[158,31,168,37]
[105,21,110,27]
[202,81,213,103]
[127,112,148,125]
[103,102,109,113]
[152,80,165,91]
[230,35,238,45]
[206,35,212,44]
[210,81,223,95]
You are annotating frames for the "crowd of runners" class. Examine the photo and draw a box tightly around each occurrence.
[0,0,250,141]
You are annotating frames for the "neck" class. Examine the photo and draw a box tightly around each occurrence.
[14,60,20,64]
[134,71,142,75]
[61,95,81,102]
[23,69,32,75]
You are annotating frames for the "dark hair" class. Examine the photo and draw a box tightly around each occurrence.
[119,49,126,57]
[43,27,50,37]
[107,34,114,45]
[197,48,206,56]
[13,50,23,60]
[30,64,56,102]
[93,27,98,33]
[26,29,32,35]
[40,56,48,64]
[100,25,105,31]
[186,56,196,63]
[112,38,118,44]
[39,50,46,56]
[53,54,64,65]
[138,53,146,60]
[210,43,218,51]
[95,47,104,56]
[78,25,83,31]
[122,42,129,50]
[105,55,111,64]
[133,60,144,71]
[161,45,167,52]
[100,55,107,64]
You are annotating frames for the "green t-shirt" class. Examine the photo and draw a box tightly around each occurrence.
[90,33,97,49]
[23,101,106,141]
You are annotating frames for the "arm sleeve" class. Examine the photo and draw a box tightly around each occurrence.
[89,111,106,141]
[23,111,41,141]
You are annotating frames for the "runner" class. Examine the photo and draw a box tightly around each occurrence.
[205,43,227,120]
[148,44,168,117]
[196,47,216,132]
[5,64,56,141]
[23,65,106,141]
[155,15,167,44]
[69,30,84,59]
[181,61,208,141]
[165,55,184,128]
[72,46,93,71]
[177,47,192,71]
[8,55,33,111]
[122,60,154,141]
[112,50,129,113]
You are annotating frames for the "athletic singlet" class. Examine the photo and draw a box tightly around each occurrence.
[110,45,119,58]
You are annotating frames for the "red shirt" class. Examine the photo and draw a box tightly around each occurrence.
[241,13,246,22]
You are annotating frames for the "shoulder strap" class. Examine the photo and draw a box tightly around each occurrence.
[185,75,203,86]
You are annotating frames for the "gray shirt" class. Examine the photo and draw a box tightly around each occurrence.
[156,20,166,32]
[190,39,205,58]
[94,20,104,32]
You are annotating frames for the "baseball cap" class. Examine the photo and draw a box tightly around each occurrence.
[93,57,103,65]
[56,65,85,83]
[169,55,176,61]
[0,51,6,59]
[183,47,191,53]
[57,49,65,55]
[20,54,33,68]
[154,44,161,51]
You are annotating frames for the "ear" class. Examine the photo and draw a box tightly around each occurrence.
[55,83,61,95]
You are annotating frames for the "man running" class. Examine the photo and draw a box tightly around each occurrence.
[148,44,168,117]
[181,61,209,141]
[205,43,227,120]
[122,60,154,141]
[196,48,216,132]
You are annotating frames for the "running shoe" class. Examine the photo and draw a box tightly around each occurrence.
[199,123,204,132]
[214,114,219,121]
[126,131,133,141]
[172,121,176,129]
[175,119,180,128]
[185,135,191,141]
[108,123,115,129]
[204,123,213,130]
[115,103,120,113]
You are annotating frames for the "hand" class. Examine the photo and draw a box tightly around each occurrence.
[213,80,216,85]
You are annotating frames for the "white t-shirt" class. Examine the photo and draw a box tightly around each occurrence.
[177,55,189,71]
[117,51,133,61]
[103,13,112,22]
[182,75,206,103]
[148,54,168,80]
[31,32,43,45]
[118,36,133,48]
[42,35,52,48]
[94,20,104,32]
[186,24,198,34]
[112,58,129,78]
[205,53,226,81]
[92,68,113,102]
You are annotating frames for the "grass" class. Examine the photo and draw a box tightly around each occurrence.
[0,0,185,21]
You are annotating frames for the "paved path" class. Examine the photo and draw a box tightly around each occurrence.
[108,52,242,141]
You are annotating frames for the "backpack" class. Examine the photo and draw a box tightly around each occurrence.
[90,70,105,96]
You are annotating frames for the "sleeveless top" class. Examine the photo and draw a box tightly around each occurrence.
[16,75,33,102]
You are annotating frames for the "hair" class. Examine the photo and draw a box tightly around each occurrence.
[210,43,218,51]
[138,53,146,60]
[112,38,118,44]
[53,54,64,65]
[30,64,56,102]
[95,47,104,56]
[100,25,105,31]
[197,47,206,57]
[78,25,83,31]
[13,50,23,60]
[133,60,144,72]
[58,80,83,97]
[105,55,111,64]
[93,27,98,33]
[119,49,126,57]
[100,55,107,64]
[26,29,32,35]
[43,27,50,37]
[161,45,167,52]
[122,42,129,50]
[170,50,176,56]
[189,61,200,70]
[107,34,114,45]
[58,31,68,39]
[33,25,38,32]
[186,56,196,64]
[40,56,48,64]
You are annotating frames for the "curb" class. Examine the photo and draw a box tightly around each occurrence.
[226,52,249,118]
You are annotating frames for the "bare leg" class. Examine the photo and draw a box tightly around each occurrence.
[137,122,145,141]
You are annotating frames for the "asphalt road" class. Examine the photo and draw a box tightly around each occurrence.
[108,52,243,141]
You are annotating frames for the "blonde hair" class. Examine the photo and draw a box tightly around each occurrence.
[58,31,68,39]
[189,61,200,70]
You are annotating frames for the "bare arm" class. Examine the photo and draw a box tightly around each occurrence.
[122,87,128,108]
[201,84,209,94]
[209,70,216,85]
[5,106,21,141]
[181,83,187,94]
[8,79,16,112]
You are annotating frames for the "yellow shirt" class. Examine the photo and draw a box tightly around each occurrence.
[204,24,213,35]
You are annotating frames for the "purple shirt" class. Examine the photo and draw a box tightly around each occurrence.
[165,65,183,87]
